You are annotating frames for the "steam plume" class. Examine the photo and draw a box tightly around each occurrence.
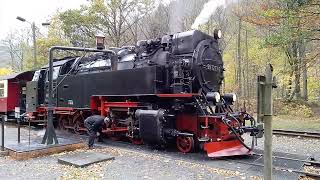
[191,0,226,30]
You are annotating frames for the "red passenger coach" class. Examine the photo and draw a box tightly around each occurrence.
[0,71,34,120]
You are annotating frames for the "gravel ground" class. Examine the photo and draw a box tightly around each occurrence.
[0,124,319,179]
[0,147,259,180]
[0,125,260,180]
[243,134,320,179]
[242,134,320,158]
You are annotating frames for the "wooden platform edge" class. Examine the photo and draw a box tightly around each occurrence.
[8,143,86,160]
[0,150,9,157]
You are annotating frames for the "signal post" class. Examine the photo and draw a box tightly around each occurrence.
[257,64,277,180]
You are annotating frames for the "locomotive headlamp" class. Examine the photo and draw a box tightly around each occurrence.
[222,93,237,105]
[213,29,222,39]
[206,92,221,104]
[95,33,105,50]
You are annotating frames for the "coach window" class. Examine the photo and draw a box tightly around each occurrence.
[0,83,4,97]
[0,80,8,98]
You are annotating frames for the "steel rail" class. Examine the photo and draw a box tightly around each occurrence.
[221,154,320,178]
[273,129,320,139]
[253,153,320,167]
[227,159,320,178]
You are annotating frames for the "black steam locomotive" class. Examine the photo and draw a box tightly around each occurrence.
[25,30,263,157]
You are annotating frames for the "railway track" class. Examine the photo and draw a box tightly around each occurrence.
[229,158,320,178]
[273,129,320,139]
[6,121,320,140]
[222,153,320,178]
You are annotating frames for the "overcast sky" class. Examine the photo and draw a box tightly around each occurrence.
[0,0,89,40]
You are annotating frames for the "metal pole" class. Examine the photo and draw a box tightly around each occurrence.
[46,48,55,144]
[42,49,57,145]
[257,76,265,123]
[1,115,4,151]
[18,118,21,143]
[32,22,37,68]
[264,64,273,180]
[29,121,31,146]
[18,82,22,144]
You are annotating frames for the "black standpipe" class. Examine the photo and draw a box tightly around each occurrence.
[41,46,116,145]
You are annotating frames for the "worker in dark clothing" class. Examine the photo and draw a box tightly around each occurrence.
[84,115,110,148]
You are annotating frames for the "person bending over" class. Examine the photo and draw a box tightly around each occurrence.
[84,115,110,148]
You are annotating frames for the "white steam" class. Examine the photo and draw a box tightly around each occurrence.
[191,0,227,30]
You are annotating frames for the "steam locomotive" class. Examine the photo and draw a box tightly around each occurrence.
[23,30,263,157]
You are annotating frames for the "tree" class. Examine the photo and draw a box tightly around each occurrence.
[242,0,320,101]
[1,29,31,72]
[138,3,170,39]
[0,68,12,76]
[31,16,72,69]
[58,0,156,47]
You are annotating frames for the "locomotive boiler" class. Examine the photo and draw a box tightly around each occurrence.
[25,30,263,157]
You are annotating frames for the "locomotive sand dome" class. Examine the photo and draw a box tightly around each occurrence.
[25,30,263,157]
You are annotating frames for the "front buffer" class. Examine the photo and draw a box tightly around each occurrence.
[176,114,259,158]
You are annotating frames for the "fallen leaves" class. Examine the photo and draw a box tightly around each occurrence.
[304,165,320,175]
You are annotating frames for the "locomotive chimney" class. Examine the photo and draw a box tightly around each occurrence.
[95,33,105,50]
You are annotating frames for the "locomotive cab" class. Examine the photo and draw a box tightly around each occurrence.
[25,58,76,119]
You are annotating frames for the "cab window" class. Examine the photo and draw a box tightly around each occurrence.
[32,70,41,81]
[53,66,61,80]
[45,66,61,82]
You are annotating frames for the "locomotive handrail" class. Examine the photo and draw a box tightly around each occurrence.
[42,46,117,145]
[49,46,117,54]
